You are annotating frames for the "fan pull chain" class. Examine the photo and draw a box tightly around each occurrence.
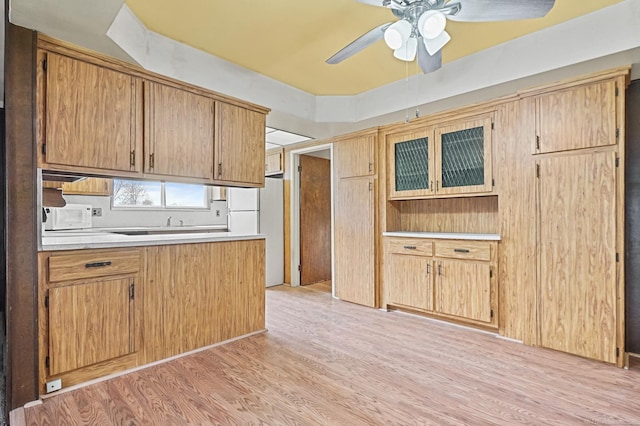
[415,59,421,119]
[404,59,410,123]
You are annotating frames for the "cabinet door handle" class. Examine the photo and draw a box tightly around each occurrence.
[403,245,417,250]
[85,261,112,268]
[438,264,442,276]
[454,248,470,253]
[426,264,430,274]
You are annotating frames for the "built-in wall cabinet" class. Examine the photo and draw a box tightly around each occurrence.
[36,35,268,187]
[333,130,377,307]
[387,114,494,200]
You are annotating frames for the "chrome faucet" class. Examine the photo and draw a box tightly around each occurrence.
[166,216,172,227]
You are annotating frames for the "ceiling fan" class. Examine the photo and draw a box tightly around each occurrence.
[327,0,556,74]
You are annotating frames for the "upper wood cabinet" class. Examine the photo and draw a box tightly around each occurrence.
[334,132,376,178]
[41,52,142,174]
[535,81,617,154]
[144,81,215,180]
[387,115,493,199]
[62,178,113,196]
[215,102,266,186]
[265,148,283,176]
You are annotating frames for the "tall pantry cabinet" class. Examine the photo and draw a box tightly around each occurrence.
[528,70,628,365]
[333,130,377,307]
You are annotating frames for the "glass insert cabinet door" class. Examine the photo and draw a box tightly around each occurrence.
[388,128,436,199]
[435,115,493,195]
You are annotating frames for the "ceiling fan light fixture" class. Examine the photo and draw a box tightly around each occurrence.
[393,36,418,61]
[424,30,451,55]
[418,10,447,39]
[384,19,412,50]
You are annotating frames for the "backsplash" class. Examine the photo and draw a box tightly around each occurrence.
[63,194,228,228]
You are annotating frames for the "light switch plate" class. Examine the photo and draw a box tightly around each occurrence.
[46,378,62,393]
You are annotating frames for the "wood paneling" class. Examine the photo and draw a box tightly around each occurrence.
[536,81,617,154]
[299,155,331,285]
[26,285,640,425]
[142,240,265,364]
[5,22,39,410]
[215,102,266,186]
[625,80,640,354]
[43,52,140,173]
[48,278,133,375]
[434,240,491,261]
[494,99,537,342]
[435,260,492,323]
[145,81,215,180]
[334,177,375,307]
[334,132,375,178]
[538,151,617,363]
[397,196,498,234]
[48,250,140,282]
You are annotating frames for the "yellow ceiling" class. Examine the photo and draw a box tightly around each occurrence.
[125,0,622,96]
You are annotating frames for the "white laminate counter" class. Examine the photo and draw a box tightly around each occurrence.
[40,230,265,251]
[382,231,501,241]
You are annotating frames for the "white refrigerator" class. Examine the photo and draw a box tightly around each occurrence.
[227,178,284,287]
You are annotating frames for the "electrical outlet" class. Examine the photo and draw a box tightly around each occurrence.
[216,210,220,217]
[91,208,102,217]
[46,378,62,393]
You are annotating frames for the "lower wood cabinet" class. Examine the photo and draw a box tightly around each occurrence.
[384,236,498,329]
[38,238,266,394]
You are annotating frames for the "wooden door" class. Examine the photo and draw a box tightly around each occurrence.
[299,155,332,285]
[435,259,492,323]
[48,278,133,375]
[334,134,375,178]
[334,177,375,306]
[216,102,266,186]
[388,254,432,311]
[387,128,436,199]
[536,81,617,154]
[538,151,617,363]
[45,52,140,173]
[435,115,493,196]
[145,82,215,179]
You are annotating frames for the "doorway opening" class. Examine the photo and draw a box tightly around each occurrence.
[289,144,334,295]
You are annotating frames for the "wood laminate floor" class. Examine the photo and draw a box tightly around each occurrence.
[20,285,640,425]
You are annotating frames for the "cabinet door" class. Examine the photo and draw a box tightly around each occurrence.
[334,133,375,178]
[538,151,617,363]
[335,177,375,307]
[536,81,617,154]
[48,278,134,375]
[145,82,215,180]
[387,253,433,311]
[435,260,492,323]
[388,128,436,199]
[435,115,493,195]
[44,53,140,173]
[265,150,283,175]
[61,178,113,196]
[216,102,266,186]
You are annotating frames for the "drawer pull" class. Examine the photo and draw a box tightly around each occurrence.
[403,245,417,250]
[85,261,112,269]
[454,248,470,253]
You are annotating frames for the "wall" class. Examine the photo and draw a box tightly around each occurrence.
[63,194,228,228]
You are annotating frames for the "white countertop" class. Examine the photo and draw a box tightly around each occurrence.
[383,231,501,241]
[40,229,265,251]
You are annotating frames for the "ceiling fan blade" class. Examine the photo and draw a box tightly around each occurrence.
[417,38,442,74]
[356,0,403,10]
[447,0,556,22]
[326,22,392,64]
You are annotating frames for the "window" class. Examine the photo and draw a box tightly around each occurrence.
[112,179,209,210]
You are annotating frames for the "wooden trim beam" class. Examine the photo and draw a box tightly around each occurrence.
[5,23,39,409]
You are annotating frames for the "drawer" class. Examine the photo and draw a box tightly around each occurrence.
[386,238,433,256]
[48,249,140,282]
[434,240,491,261]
